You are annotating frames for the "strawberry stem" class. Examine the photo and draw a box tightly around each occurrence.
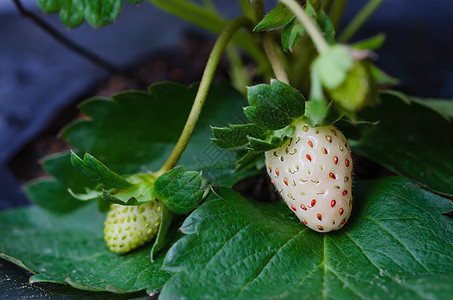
[278,0,330,54]
[263,33,290,84]
[158,16,253,174]
[338,0,385,43]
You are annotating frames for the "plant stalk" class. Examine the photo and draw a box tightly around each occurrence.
[278,0,330,54]
[158,16,252,174]
[149,0,270,75]
[321,0,334,13]
[338,0,385,43]
[329,0,348,31]
[263,34,289,84]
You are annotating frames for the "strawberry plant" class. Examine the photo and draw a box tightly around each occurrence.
[1,0,452,299]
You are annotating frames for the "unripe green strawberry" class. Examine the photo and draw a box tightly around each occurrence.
[265,120,353,232]
[104,200,162,254]
[327,60,371,112]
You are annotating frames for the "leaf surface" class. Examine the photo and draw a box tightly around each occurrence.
[0,201,171,293]
[0,259,150,299]
[37,0,144,28]
[26,82,248,212]
[245,79,305,130]
[355,93,453,196]
[70,152,134,190]
[254,3,294,31]
[152,166,203,214]
[160,177,453,299]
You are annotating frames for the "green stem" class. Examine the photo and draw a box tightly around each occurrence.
[148,0,270,74]
[321,0,334,13]
[278,0,329,54]
[158,16,252,174]
[330,0,347,31]
[202,0,216,11]
[251,0,265,22]
[263,34,289,84]
[338,0,385,43]
[226,44,250,95]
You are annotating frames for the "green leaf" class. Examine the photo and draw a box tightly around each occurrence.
[306,70,328,125]
[152,166,203,214]
[317,10,335,45]
[211,123,265,149]
[281,18,304,52]
[247,125,295,152]
[305,100,344,127]
[311,45,354,90]
[0,258,149,299]
[25,151,98,214]
[369,64,400,86]
[245,79,305,130]
[101,190,142,205]
[151,205,174,260]
[28,82,248,213]
[235,151,263,172]
[25,178,87,214]
[68,187,100,201]
[63,82,246,180]
[280,4,332,52]
[382,90,453,121]
[71,152,135,190]
[37,0,143,28]
[102,173,156,205]
[0,201,171,293]
[41,151,98,192]
[354,93,453,196]
[351,33,386,50]
[254,3,294,31]
[160,177,453,299]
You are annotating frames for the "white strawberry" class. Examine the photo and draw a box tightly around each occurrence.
[104,200,162,254]
[264,120,353,232]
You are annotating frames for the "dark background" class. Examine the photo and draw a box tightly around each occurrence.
[0,0,452,298]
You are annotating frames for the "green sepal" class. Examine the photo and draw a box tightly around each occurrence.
[305,101,344,127]
[317,10,335,45]
[281,18,305,52]
[101,190,142,206]
[67,187,101,201]
[102,174,156,205]
[369,64,400,86]
[351,33,386,50]
[236,151,263,172]
[68,170,157,207]
[151,205,174,261]
[247,125,295,152]
[97,198,111,212]
[152,166,203,215]
[311,45,354,90]
[70,151,135,190]
[244,79,305,130]
[211,80,307,172]
[211,123,265,149]
[254,3,294,31]
[281,5,334,52]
